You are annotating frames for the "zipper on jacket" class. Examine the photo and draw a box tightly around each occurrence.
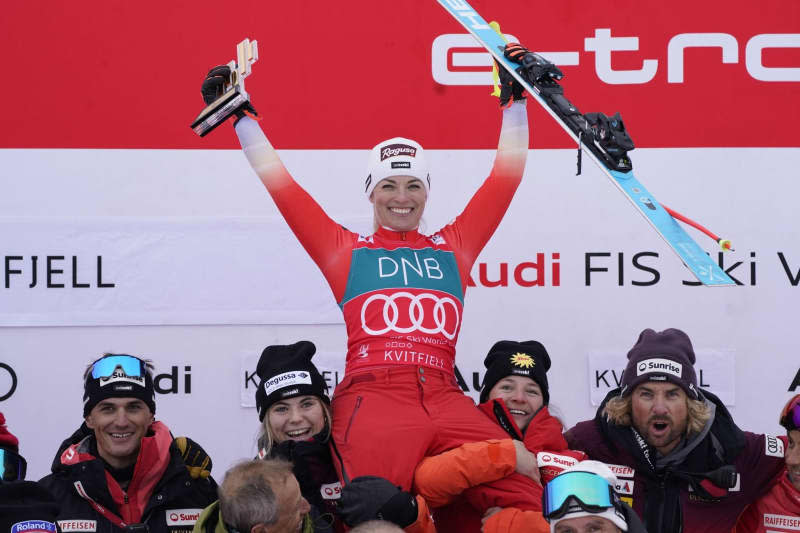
[344,396,363,443]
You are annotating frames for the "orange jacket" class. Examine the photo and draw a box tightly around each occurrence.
[413,401,585,532]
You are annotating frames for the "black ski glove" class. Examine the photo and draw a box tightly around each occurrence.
[200,65,258,122]
[201,65,231,105]
[175,436,212,479]
[338,476,418,528]
[497,43,530,107]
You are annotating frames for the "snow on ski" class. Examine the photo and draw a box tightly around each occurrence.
[436,0,736,286]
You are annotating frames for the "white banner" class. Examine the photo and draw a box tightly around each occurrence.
[2,147,799,481]
[0,217,344,326]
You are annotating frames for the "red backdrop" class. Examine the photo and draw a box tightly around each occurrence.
[2,0,798,148]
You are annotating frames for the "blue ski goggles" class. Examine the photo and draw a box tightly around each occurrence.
[0,448,27,482]
[543,471,616,520]
[90,355,145,379]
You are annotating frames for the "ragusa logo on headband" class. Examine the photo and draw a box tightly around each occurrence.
[380,144,417,160]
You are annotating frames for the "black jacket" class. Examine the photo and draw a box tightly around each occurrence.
[267,432,342,533]
[40,422,217,533]
[565,388,785,533]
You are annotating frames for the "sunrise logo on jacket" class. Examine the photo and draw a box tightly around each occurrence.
[165,509,203,526]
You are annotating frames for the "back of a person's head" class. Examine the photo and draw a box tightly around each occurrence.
[218,458,293,531]
[349,520,405,533]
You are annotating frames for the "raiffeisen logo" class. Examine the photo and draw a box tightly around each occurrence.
[432,30,800,86]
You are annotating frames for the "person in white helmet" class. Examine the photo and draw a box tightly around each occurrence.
[200,41,546,533]
[543,461,647,533]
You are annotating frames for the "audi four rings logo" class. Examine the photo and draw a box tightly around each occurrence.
[360,292,460,340]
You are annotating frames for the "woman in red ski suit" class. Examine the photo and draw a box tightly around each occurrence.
[223,45,540,532]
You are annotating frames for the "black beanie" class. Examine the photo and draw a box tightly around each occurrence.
[479,340,551,404]
[620,328,699,399]
[0,481,60,533]
[83,354,156,417]
[255,341,330,421]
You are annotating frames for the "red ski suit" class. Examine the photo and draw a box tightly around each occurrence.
[735,471,800,533]
[414,401,587,533]
[234,101,536,528]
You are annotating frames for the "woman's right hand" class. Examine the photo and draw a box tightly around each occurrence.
[512,440,541,485]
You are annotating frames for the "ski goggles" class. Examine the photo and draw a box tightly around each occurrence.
[780,395,800,431]
[543,471,615,520]
[90,355,145,379]
[0,448,27,482]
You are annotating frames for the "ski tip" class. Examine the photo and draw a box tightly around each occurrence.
[718,238,734,252]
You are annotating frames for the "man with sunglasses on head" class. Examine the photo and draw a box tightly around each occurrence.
[40,354,218,533]
[734,394,800,532]
[541,460,647,533]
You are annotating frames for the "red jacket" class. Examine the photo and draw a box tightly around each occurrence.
[413,401,586,533]
[735,470,800,533]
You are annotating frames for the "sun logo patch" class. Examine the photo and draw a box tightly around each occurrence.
[510,353,535,368]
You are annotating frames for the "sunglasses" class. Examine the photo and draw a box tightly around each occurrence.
[90,355,144,380]
[0,447,27,482]
[542,471,615,520]
[780,395,800,430]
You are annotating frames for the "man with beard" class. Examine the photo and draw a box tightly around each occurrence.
[565,328,785,533]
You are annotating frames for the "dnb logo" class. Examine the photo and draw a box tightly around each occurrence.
[360,291,460,340]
